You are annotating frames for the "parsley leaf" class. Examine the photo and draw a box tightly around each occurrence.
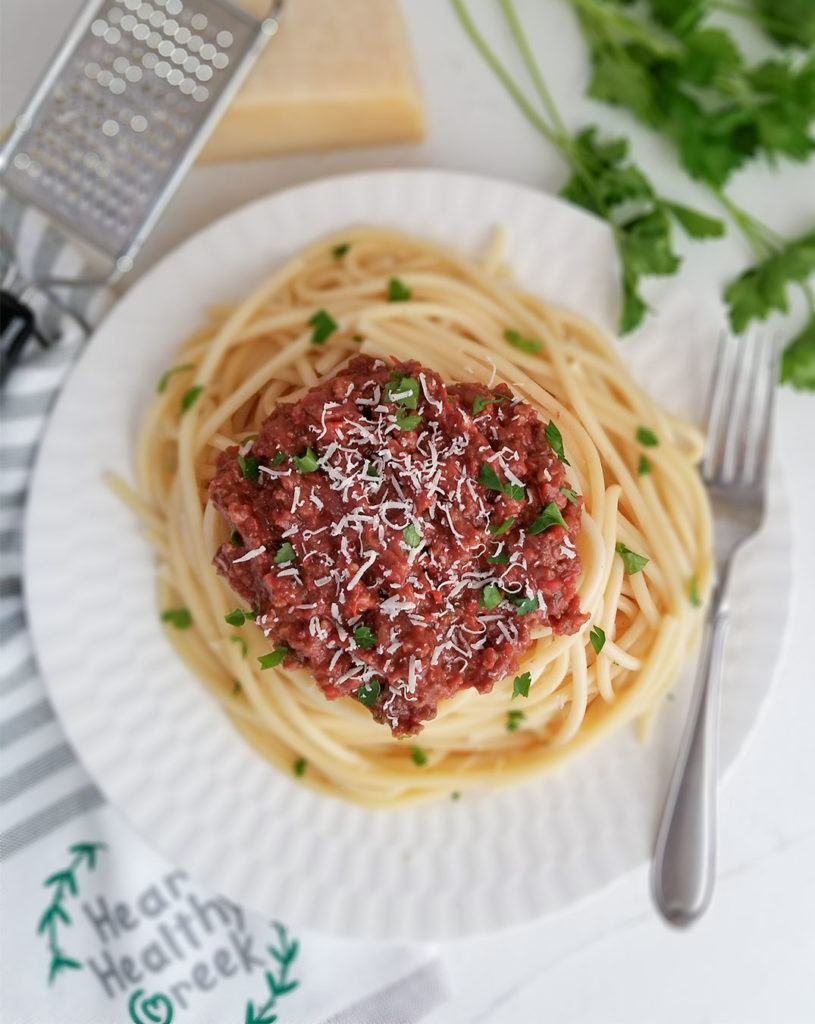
[272,451,286,466]
[529,502,568,534]
[478,462,504,492]
[258,647,291,669]
[387,278,412,302]
[293,758,307,776]
[512,671,531,698]
[385,375,420,410]
[230,528,242,545]
[274,543,296,565]
[724,231,815,333]
[780,318,815,391]
[225,607,258,627]
[637,454,652,476]
[180,385,204,413]
[308,309,338,345]
[689,573,703,608]
[157,362,194,393]
[504,329,543,353]
[238,455,260,482]
[488,548,510,565]
[503,482,526,502]
[561,487,578,503]
[332,243,350,258]
[506,710,526,732]
[353,625,377,649]
[229,635,248,658]
[395,410,422,431]
[410,746,428,766]
[161,608,192,629]
[488,516,515,536]
[664,201,726,240]
[545,420,570,465]
[636,426,659,447]
[356,678,381,706]
[510,594,539,616]
[473,393,510,415]
[479,584,503,610]
[589,625,606,655]
[615,542,650,574]
[403,524,422,548]
[294,447,319,473]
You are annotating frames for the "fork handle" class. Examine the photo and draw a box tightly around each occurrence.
[651,584,730,926]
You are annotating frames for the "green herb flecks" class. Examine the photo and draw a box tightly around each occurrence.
[689,573,703,608]
[387,277,412,301]
[489,516,515,536]
[157,363,194,393]
[230,635,248,658]
[545,420,569,465]
[180,385,204,413]
[488,548,510,565]
[403,524,422,548]
[509,593,539,616]
[615,541,649,574]
[230,528,243,545]
[512,671,532,698]
[410,746,428,766]
[293,758,307,777]
[473,393,510,415]
[225,607,258,627]
[275,543,296,565]
[638,455,652,476]
[529,501,568,534]
[637,426,660,447]
[504,328,543,353]
[479,584,503,610]
[258,647,292,669]
[561,487,578,503]
[272,451,286,467]
[478,462,526,502]
[332,243,350,259]
[160,608,192,629]
[294,447,319,473]
[506,709,526,731]
[353,625,377,650]
[238,454,260,482]
[385,375,420,410]
[589,625,606,655]
[308,309,338,345]
[356,678,382,706]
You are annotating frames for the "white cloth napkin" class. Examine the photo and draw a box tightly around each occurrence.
[0,193,448,1024]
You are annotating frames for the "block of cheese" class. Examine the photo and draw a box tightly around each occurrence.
[198,0,425,163]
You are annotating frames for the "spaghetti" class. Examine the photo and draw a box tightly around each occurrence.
[114,227,712,806]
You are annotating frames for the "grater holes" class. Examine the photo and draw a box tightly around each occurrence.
[113,55,129,73]
[154,61,170,78]
[104,26,122,44]
[216,30,233,48]
[109,78,127,95]
[138,3,153,19]
[167,68,183,87]
[125,65,143,82]
[190,14,207,31]
[174,26,190,44]
[162,18,178,35]
[170,47,186,65]
[142,52,158,69]
[91,19,108,36]
[108,7,123,23]
[194,64,211,82]
[186,34,202,53]
[133,23,149,41]
[158,39,174,56]
[199,42,215,61]
[166,0,182,14]
[121,14,136,31]
[179,77,195,95]
[149,9,165,27]
[193,85,208,103]
[212,52,228,70]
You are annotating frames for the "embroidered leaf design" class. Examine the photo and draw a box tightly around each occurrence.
[68,842,107,871]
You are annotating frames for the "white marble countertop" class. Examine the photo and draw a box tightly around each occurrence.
[3,2,814,1021]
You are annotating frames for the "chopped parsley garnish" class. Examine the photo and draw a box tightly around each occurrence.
[274,542,296,565]
[615,542,649,574]
[545,420,569,465]
[387,277,412,302]
[356,678,381,706]
[561,487,578,503]
[353,625,377,649]
[637,455,652,476]
[410,745,428,766]
[238,454,260,482]
[504,328,543,354]
[242,433,259,444]
[272,451,286,466]
[308,309,338,345]
[258,647,291,669]
[224,607,258,627]
[385,375,420,410]
[689,573,702,608]
[488,548,510,565]
[488,516,515,536]
[161,608,192,629]
[180,385,204,413]
[230,528,242,545]
[510,594,539,616]
[451,791,461,800]
[332,243,350,259]
[506,710,526,731]
[479,584,503,610]
[478,463,525,502]
[529,502,568,534]
[157,362,194,393]
[473,393,510,415]
[395,410,422,431]
[636,426,659,447]
[293,758,307,776]
[512,672,531,698]
[366,465,379,477]
[403,524,422,548]
[231,680,241,696]
[229,635,248,658]
[294,447,319,473]
[589,626,606,655]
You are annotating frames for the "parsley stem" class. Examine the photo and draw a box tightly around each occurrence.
[450,0,560,148]
[500,0,568,138]
[713,188,782,260]
[566,0,682,59]
[803,282,815,319]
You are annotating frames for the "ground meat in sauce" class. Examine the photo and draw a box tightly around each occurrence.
[209,355,587,736]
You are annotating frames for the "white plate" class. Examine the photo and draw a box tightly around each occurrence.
[24,170,791,939]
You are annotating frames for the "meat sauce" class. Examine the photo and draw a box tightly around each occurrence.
[210,356,586,736]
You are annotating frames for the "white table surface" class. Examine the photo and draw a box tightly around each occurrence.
[3,2,815,1021]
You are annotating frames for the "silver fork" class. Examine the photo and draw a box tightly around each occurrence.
[651,330,778,926]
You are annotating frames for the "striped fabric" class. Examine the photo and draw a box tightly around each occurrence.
[0,191,111,859]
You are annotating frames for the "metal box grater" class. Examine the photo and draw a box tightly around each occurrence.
[0,0,282,276]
